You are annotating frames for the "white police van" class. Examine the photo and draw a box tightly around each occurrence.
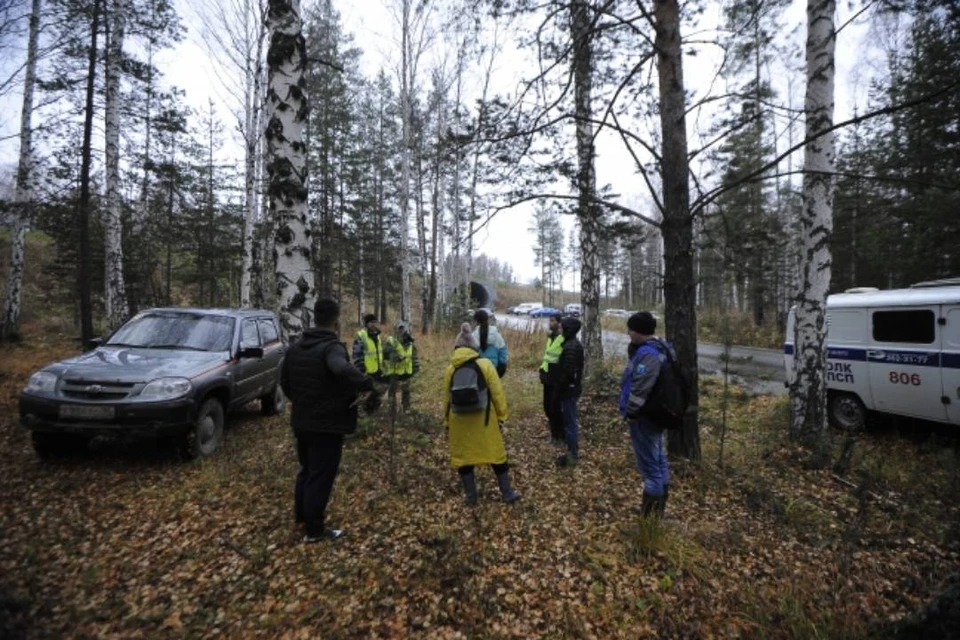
[784,279,960,429]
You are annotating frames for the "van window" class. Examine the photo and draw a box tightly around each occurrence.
[871,310,936,344]
[826,310,864,343]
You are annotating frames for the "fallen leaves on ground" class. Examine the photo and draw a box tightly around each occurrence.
[0,331,957,639]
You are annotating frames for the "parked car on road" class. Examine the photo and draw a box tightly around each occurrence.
[19,308,287,460]
[563,303,582,317]
[529,306,562,318]
[603,308,631,318]
[513,302,543,315]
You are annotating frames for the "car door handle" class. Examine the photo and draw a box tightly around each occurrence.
[866,350,885,359]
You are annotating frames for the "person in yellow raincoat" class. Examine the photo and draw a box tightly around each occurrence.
[443,322,520,505]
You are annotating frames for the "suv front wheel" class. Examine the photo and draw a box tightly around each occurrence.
[182,398,224,459]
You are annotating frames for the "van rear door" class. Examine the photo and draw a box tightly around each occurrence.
[942,305,960,425]
[866,307,948,423]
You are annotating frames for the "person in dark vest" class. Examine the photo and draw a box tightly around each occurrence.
[619,311,674,518]
[383,320,421,411]
[281,297,378,543]
[443,323,519,505]
[554,316,584,467]
[539,312,566,447]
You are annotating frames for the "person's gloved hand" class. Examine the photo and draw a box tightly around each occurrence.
[364,390,382,414]
[496,362,507,378]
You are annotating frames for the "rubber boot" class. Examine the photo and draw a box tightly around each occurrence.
[496,469,521,504]
[658,484,669,518]
[460,470,478,505]
[641,491,659,518]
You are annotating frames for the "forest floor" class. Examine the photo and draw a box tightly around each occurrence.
[1,326,959,639]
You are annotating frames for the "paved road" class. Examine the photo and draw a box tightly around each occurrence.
[498,314,787,396]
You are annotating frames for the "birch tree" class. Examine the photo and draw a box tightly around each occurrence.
[266,0,313,337]
[790,0,836,453]
[103,0,129,330]
[570,0,603,376]
[1,0,41,341]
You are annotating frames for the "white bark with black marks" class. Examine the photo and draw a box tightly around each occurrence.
[571,1,603,376]
[2,0,42,341]
[267,0,313,338]
[791,0,836,449]
[104,0,129,331]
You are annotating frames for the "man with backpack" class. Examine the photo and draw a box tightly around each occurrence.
[443,323,519,505]
[619,311,683,518]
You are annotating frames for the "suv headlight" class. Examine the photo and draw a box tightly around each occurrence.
[24,371,58,396]
[139,377,191,401]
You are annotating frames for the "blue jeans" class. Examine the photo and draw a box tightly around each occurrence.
[628,418,669,496]
[560,395,580,460]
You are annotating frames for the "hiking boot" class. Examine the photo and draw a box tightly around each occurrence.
[495,470,520,504]
[303,529,345,543]
[460,470,478,506]
[555,454,578,468]
[640,492,660,518]
[658,484,669,518]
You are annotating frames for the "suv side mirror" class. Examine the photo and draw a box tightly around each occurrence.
[238,346,264,359]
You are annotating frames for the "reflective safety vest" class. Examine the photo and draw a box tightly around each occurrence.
[384,337,414,376]
[357,329,383,375]
[540,333,565,372]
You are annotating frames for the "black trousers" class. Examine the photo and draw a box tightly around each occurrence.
[542,384,565,441]
[294,433,345,537]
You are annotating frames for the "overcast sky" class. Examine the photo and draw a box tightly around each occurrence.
[1,0,878,287]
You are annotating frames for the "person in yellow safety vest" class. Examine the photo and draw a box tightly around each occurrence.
[539,312,566,447]
[383,320,421,411]
[352,313,384,378]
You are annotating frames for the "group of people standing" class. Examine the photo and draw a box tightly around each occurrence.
[281,297,676,544]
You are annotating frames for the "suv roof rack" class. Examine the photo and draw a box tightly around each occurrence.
[909,277,960,288]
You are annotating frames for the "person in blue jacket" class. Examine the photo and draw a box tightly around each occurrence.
[472,309,509,377]
[619,311,674,518]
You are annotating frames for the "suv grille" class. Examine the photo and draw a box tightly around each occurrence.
[61,379,136,401]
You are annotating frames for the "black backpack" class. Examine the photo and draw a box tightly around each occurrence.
[641,339,692,430]
[447,357,492,423]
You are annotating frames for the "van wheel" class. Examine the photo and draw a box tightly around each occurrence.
[828,393,866,431]
[261,385,286,416]
[181,399,224,459]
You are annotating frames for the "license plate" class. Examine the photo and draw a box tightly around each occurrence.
[59,404,115,420]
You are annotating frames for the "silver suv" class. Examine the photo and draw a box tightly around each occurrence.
[19,308,286,459]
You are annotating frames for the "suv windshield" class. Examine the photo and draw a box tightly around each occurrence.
[107,313,236,352]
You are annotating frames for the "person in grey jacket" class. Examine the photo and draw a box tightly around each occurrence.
[618,311,674,517]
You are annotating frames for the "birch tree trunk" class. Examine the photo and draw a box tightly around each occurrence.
[2,0,41,341]
[654,0,701,461]
[266,0,313,338]
[570,1,603,376]
[791,0,836,455]
[104,0,129,331]
[398,0,413,322]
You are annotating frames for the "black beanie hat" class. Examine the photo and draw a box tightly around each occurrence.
[363,314,377,325]
[627,311,657,335]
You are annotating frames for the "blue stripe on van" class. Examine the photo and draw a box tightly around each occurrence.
[783,345,955,368]
[783,344,867,361]
[866,349,940,367]
[942,353,960,369]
